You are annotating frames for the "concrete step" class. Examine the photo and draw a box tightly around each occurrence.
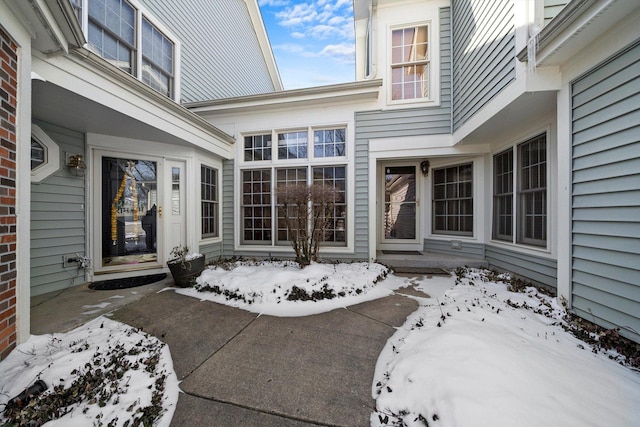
[376,251,488,273]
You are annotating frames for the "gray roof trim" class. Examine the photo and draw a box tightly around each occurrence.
[517,0,598,62]
[71,47,235,145]
[45,0,86,47]
[184,79,383,112]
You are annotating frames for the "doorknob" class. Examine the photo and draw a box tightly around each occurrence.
[158,207,163,218]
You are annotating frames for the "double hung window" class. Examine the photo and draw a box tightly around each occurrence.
[201,165,218,239]
[391,25,429,101]
[492,134,547,247]
[82,0,176,98]
[433,163,473,235]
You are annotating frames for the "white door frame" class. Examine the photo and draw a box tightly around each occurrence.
[377,160,423,252]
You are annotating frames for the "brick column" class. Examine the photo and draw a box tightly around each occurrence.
[0,26,18,360]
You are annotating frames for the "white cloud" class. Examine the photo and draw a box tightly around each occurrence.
[319,43,355,64]
[258,0,290,6]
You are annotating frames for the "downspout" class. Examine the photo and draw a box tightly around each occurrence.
[364,0,377,80]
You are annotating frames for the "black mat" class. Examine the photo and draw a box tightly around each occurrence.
[381,250,423,255]
[89,273,167,291]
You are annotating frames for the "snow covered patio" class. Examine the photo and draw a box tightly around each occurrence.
[10,264,640,426]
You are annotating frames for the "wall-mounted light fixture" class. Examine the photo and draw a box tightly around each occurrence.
[420,160,430,176]
[68,154,87,176]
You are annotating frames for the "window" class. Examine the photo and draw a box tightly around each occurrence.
[433,163,473,235]
[518,135,546,246]
[391,25,429,101]
[314,128,346,158]
[245,134,272,161]
[31,124,60,183]
[84,0,177,98]
[88,0,136,75]
[241,169,272,243]
[313,166,346,244]
[491,134,547,247]
[278,131,308,160]
[276,168,307,244]
[493,149,513,241]
[241,166,347,246]
[142,17,174,97]
[201,166,218,238]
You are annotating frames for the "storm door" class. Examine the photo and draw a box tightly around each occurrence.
[380,165,421,251]
[100,156,159,269]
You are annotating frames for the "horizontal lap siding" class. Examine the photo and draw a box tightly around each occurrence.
[30,121,86,296]
[199,242,222,262]
[452,0,515,131]
[485,245,557,289]
[571,40,640,342]
[222,159,234,257]
[140,0,275,103]
[544,0,569,25]
[423,238,484,258]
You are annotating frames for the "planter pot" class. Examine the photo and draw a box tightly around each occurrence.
[167,256,205,287]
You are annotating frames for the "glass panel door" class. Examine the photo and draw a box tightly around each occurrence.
[101,157,158,267]
[384,166,417,240]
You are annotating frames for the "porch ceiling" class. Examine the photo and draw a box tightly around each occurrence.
[455,90,557,146]
[32,80,195,147]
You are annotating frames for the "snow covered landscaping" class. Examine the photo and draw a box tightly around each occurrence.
[1,261,638,426]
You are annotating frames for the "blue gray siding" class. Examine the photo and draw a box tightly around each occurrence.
[30,122,86,296]
[452,0,515,131]
[140,0,276,103]
[570,40,640,341]
[222,159,235,256]
[356,7,452,138]
[199,242,222,262]
[485,245,557,289]
[424,238,484,259]
[544,0,568,26]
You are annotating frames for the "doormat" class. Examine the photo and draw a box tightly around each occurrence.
[381,250,423,255]
[89,273,167,291]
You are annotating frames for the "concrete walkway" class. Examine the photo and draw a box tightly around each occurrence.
[31,280,425,426]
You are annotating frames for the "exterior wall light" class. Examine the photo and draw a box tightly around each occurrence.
[68,154,87,176]
[420,160,430,176]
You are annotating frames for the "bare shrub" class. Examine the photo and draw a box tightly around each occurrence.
[277,183,337,267]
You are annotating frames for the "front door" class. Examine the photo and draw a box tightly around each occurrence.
[97,153,162,272]
[380,164,421,251]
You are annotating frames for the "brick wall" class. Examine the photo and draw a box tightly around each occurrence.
[0,26,18,360]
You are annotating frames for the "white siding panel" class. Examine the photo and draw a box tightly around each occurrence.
[571,41,640,342]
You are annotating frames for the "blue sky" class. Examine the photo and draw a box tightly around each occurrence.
[258,0,356,90]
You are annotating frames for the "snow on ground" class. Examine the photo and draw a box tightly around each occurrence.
[3,262,639,426]
[372,268,640,427]
[0,317,179,427]
[174,260,409,317]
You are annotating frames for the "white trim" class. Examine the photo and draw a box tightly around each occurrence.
[30,124,60,183]
[2,2,34,344]
[556,85,572,307]
[243,0,283,91]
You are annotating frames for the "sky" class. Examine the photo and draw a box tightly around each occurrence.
[2,264,638,426]
[257,0,356,90]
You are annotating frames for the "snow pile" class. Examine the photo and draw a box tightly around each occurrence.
[174,260,407,317]
[0,317,179,427]
[372,268,640,427]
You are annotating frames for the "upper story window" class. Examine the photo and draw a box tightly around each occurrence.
[391,25,429,101]
[79,0,178,99]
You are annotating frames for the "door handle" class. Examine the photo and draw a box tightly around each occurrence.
[158,207,163,218]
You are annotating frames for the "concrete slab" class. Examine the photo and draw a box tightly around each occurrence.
[347,293,418,327]
[30,278,171,334]
[171,393,318,427]
[110,291,257,379]
[180,300,416,427]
